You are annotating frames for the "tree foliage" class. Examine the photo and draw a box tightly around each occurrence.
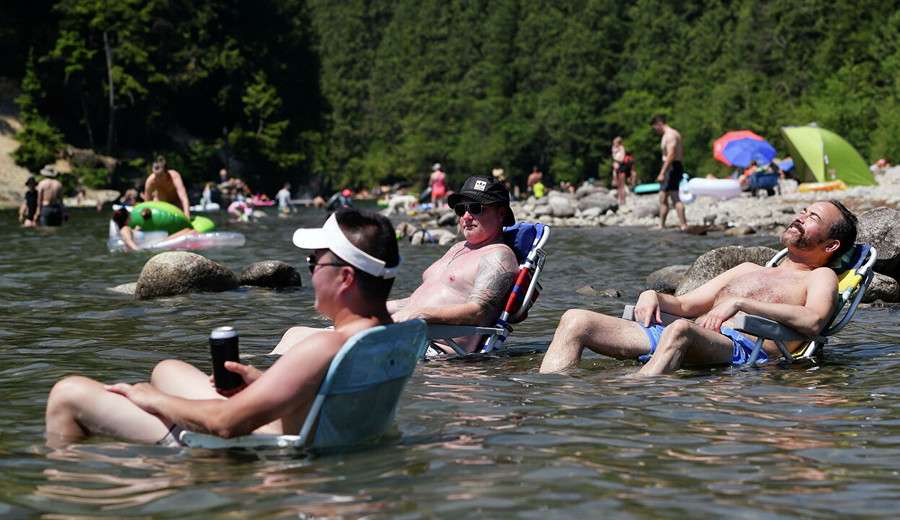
[3,0,898,194]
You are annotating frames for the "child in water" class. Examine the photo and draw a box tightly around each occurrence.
[112,208,196,251]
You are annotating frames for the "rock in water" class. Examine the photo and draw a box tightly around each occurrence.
[240,260,303,288]
[135,251,239,300]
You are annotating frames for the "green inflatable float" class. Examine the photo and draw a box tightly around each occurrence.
[129,201,216,234]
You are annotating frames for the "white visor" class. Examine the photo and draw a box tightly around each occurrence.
[292,214,399,279]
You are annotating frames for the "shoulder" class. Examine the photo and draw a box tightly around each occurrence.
[478,243,517,268]
[808,265,839,285]
[278,328,346,363]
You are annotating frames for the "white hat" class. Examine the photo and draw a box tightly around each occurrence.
[432,163,441,171]
[292,214,399,279]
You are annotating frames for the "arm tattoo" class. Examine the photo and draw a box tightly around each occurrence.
[467,248,517,314]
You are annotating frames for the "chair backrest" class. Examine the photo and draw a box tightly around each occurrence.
[300,319,428,448]
[766,244,876,342]
[500,223,550,325]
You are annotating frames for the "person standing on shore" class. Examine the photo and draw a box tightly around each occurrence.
[651,115,687,230]
[429,163,447,208]
[34,167,65,227]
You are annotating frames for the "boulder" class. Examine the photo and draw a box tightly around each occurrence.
[857,207,900,281]
[134,252,239,300]
[724,225,756,237]
[676,245,779,295]
[547,194,577,218]
[646,264,689,293]
[863,272,900,303]
[577,192,618,214]
[410,228,457,245]
[240,260,303,288]
[437,211,458,227]
[576,285,621,298]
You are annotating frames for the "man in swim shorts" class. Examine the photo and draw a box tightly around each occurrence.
[35,167,65,226]
[651,115,688,230]
[539,200,858,376]
[45,208,399,446]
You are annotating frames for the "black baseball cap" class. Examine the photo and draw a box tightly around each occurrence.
[447,176,515,226]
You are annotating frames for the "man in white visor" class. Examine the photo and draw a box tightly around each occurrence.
[47,208,399,446]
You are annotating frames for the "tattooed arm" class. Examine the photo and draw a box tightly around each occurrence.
[392,247,518,326]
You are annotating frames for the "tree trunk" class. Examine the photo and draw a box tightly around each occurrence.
[103,29,116,156]
[77,85,95,150]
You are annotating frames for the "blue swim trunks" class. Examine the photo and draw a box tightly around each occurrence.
[636,323,767,365]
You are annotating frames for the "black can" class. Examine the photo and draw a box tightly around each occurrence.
[209,326,241,390]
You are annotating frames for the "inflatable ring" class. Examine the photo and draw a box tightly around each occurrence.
[129,201,216,233]
[686,178,742,200]
[798,180,847,192]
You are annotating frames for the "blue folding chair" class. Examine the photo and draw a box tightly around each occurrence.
[180,319,428,449]
[427,222,550,355]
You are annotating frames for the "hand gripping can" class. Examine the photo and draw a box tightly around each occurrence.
[209,326,241,390]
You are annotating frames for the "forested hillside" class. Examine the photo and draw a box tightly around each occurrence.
[1,0,897,194]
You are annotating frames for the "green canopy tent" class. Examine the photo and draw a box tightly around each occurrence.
[780,125,876,187]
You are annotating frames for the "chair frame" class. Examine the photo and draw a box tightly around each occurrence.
[427,223,550,355]
[738,244,876,364]
[179,319,428,449]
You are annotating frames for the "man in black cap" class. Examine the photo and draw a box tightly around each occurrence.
[388,175,518,354]
[270,175,519,356]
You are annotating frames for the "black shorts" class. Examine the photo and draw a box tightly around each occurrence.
[661,161,684,192]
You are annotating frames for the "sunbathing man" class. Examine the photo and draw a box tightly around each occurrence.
[45,208,399,446]
[270,175,518,355]
[143,155,192,221]
[539,200,858,376]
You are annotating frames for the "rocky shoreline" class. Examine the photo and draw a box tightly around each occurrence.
[390,169,900,306]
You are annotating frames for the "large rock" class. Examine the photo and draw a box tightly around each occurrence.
[646,264,690,294]
[675,245,779,295]
[240,260,302,288]
[135,252,239,300]
[863,272,900,303]
[857,207,900,281]
[577,192,618,214]
[547,194,577,218]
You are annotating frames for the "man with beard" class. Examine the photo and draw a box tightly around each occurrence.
[539,201,858,376]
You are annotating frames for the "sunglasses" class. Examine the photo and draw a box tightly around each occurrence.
[453,202,486,217]
[306,253,350,274]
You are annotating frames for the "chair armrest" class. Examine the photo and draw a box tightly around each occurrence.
[732,314,826,343]
[621,305,683,326]
[180,430,304,449]
[426,323,505,339]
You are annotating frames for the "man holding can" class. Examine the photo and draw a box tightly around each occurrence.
[45,208,400,446]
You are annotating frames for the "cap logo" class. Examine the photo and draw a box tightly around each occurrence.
[473,180,487,191]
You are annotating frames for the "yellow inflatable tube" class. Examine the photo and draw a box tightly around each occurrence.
[798,180,846,193]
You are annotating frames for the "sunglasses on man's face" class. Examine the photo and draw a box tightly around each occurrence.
[306,253,350,274]
[453,202,486,217]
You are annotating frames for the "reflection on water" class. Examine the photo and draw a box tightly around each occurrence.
[0,206,898,519]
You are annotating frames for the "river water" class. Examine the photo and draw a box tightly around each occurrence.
[1,205,898,519]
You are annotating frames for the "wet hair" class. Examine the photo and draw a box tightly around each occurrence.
[112,209,130,229]
[824,200,858,259]
[650,114,667,126]
[333,207,400,301]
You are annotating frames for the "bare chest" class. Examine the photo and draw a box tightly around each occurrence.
[716,268,808,306]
